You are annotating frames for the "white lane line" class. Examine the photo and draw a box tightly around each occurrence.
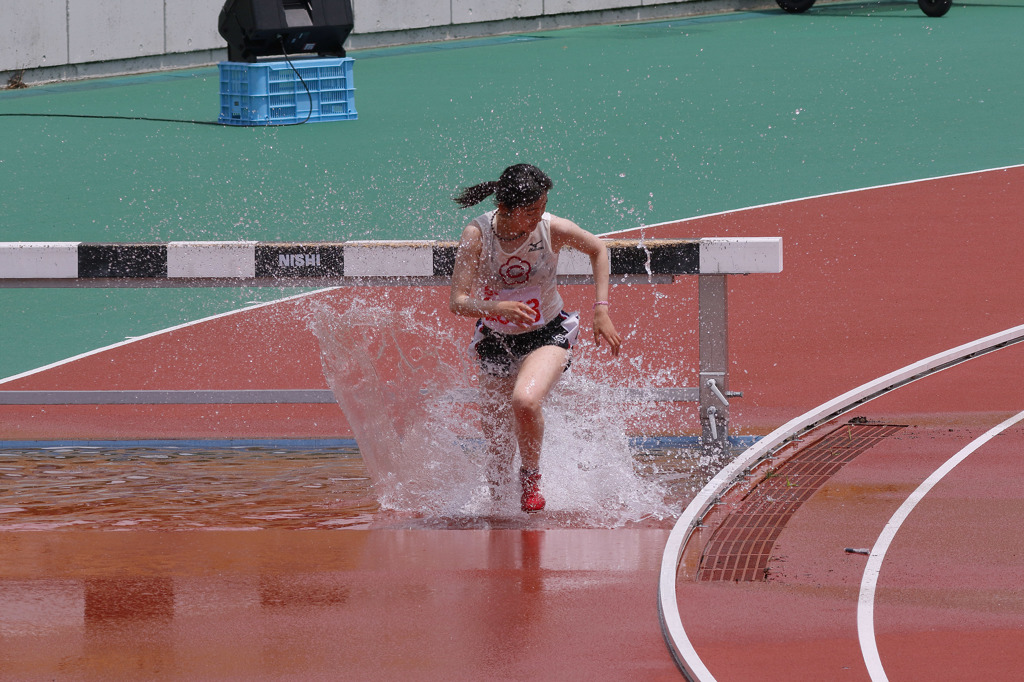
[858,409,1024,682]
[660,324,1024,680]
[603,163,1024,237]
[0,288,337,385]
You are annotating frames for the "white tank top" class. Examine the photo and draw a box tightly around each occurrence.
[472,210,564,335]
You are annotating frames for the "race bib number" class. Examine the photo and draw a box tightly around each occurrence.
[484,286,544,331]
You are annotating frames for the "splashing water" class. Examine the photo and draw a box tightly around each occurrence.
[307,301,478,515]
[540,366,676,525]
[307,300,676,526]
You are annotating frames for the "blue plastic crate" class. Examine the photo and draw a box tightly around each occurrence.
[218,57,357,126]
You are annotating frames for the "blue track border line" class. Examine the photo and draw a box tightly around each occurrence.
[0,435,759,450]
[0,438,360,449]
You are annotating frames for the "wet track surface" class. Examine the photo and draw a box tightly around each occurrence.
[0,446,709,532]
[0,447,376,531]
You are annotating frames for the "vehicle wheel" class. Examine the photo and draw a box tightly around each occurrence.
[918,0,952,16]
[776,0,816,12]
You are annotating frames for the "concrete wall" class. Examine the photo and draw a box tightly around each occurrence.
[1,0,757,85]
[2,0,226,83]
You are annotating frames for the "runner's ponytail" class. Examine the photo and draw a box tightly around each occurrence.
[453,180,501,208]
[454,164,553,210]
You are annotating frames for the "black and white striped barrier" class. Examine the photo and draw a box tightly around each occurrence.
[0,238,782,287]
[1,237,782,453]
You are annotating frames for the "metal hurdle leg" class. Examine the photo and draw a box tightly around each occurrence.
[698,274,730,458]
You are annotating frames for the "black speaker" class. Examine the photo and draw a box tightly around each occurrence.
[219,0,354,62]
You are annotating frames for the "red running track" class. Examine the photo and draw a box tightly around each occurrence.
[1,166,1022,680]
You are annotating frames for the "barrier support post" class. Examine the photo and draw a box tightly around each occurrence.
[699,274,729,458]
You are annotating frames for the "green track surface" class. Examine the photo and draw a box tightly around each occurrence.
[2,1,1022,378]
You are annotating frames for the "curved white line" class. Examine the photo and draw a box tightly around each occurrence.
[6,165,1019,388]
[858,409,1024,682]
[0,287,337,385]
[605,163,1024,237]
[658,322,1024,681]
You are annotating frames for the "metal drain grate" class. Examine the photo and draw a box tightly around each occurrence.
[697,422,905,582]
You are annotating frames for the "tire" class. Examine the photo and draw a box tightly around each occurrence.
[918,0,952,16]
[776,0,817,12]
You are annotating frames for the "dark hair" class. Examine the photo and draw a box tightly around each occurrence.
[453,164,553,210]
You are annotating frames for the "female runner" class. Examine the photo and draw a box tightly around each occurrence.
[449,164,621,512]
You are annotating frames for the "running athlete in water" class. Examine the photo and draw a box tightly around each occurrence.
[449,164,621,512]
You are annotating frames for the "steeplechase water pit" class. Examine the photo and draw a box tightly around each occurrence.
[1,236,780,527]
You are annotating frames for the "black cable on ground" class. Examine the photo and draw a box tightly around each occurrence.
[277,36,314,126]
[2,40,318,128]
[0,112,224,126]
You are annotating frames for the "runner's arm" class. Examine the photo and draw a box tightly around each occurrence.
[550,217,622,356]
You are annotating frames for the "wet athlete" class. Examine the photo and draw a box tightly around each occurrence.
[449,164,621,512]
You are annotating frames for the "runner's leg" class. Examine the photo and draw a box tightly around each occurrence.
[511,345,569,471]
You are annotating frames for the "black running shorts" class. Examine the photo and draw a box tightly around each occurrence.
[470,311,580,378]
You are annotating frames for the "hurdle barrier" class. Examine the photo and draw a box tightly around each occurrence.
[0,237,783,453]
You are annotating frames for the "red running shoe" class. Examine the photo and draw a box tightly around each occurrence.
[520,468,545,513]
